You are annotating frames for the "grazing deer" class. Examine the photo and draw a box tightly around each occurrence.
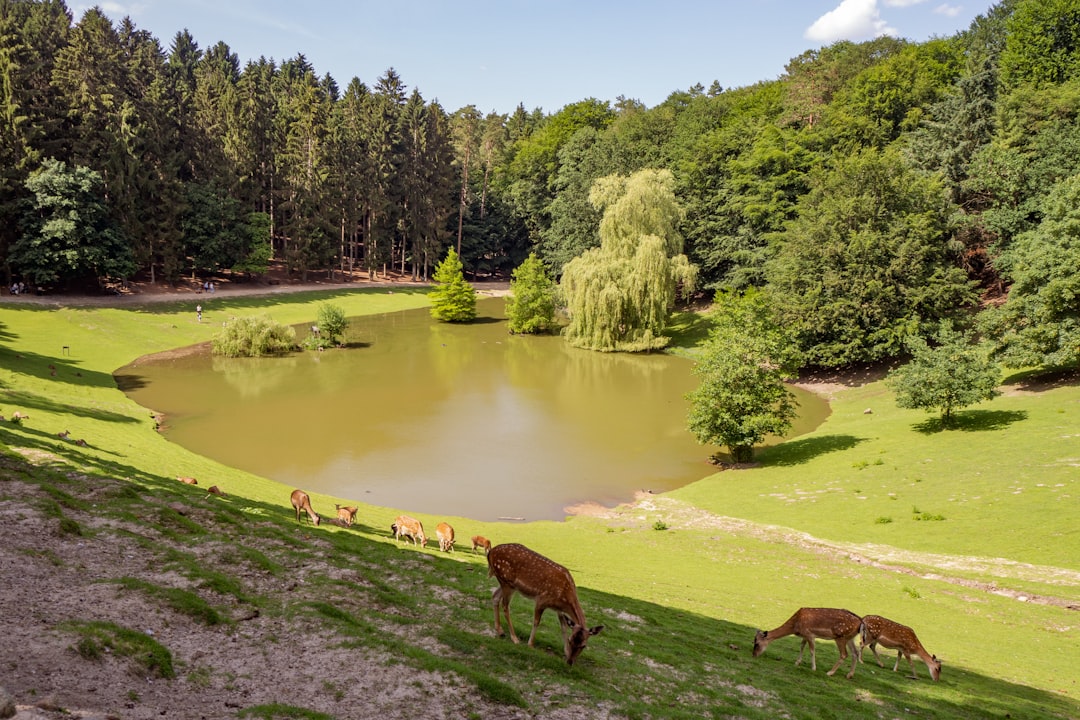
[436,522,455,552]
[752,607,862,679]
[177,476,198,485]
[391,515,426,546]
[206,485,227,498]
[471,535,492,554]
[487,543,604,665]
[290,489,320,526]
[57,430,71,439]
[335,504,358,527]
[860,614,941,681]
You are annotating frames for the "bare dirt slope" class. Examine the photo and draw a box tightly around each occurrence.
[0,453,533,720]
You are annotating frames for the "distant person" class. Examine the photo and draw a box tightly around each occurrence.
[196,304,202,322]
[209,281,215,293]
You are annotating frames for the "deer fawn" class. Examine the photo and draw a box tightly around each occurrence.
[335,504,358,527]
[753,607,862,679]
[487,543,604,665]
[471,535,492,554]
[436,522,455,552]
[391,515,426,546]
[860,614,941,681]
[290,489,320,526]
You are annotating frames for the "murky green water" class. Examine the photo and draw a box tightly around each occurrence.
[118,299,828,521]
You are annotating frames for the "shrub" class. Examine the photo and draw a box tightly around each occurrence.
[212,315,296,357]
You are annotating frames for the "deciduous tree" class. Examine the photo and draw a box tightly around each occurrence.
[560,168,697,352]
[686,291,799,463]
[886,323,1000,424]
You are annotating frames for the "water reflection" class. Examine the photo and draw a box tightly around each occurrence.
[120,299,828,521]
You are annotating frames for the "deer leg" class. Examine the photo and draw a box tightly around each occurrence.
[826,638,849,677]
[868,642,885,667]
[796,637,810,667]
[491,587,503,637]
[903,652,918,679]
[527,605,546,647]
[892,651,902,672]
[844,638,858,679]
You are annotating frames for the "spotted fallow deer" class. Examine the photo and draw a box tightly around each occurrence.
[290,489,320,526]
[860,614,941,681]
[487,543,604,665]
[335,504,358,527]
[752,607,862,679]
[436,522,455,552]
[391,515,426,546]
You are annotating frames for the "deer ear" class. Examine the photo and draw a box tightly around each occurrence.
[589,625,604,637]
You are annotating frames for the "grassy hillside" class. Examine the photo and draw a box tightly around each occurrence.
[1,290,1077,719]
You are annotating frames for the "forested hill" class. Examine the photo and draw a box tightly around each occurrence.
[3,0,1079,370]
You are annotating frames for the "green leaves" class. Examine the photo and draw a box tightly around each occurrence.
[686,291,798,462]
[561,169,697,352]
[506,253,558,334]
[886,323,1000,423]
[429,248,477,322]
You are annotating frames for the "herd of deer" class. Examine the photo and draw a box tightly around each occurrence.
[753,607,942,681]
[286,487,937,674]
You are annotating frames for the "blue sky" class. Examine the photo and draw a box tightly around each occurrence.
[85,0,998,115]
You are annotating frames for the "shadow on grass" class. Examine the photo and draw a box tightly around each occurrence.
[913,409,1028,434]
[0,388,139,424]
[758,434,865,466]
[0,346,118,389]
[3,449,1076,720]
[1001,366,1080,392]
[664,310,714,354]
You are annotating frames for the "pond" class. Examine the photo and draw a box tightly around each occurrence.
[117,298,828,521]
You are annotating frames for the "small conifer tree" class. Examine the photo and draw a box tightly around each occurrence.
[429,248,476,322]
[506,253,558,334]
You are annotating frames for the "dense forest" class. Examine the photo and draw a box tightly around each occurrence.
[2,0,1079,370]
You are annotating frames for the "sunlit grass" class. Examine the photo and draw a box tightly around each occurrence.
[1,292,1078,718]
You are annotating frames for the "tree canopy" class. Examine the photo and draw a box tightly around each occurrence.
[560,168,697,352]
[886,323,1001,423]
[1,0,1078,372]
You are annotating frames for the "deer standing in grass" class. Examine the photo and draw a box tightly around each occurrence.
[487,543,604,665]
[436,522,455,552]
[471,535,492,554]
[391,515,426,546]
[290,489,320,526]
[860,614,941,681]
[752,608,862,679]
[335,504,358,527]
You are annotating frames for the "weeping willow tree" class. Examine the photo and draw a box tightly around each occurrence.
[560,169,697,352]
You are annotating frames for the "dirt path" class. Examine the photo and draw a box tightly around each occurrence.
[1,269,510,308]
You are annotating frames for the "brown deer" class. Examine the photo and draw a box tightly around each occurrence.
[206,485,227,498]
[752,608,862,679]
[290,489,320,526]
[335,504,358,527]
[860,614,941,681]
[391,515,426,546]
[436,522,455,552]
[487,543,604,665]
[177,476,198,485]
[471,535,492,554]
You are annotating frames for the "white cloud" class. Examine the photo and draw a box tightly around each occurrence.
[804,0,898,43]
[934,3,963,17]
[883,0,929,7]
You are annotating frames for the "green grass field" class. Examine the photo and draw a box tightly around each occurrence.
[1,290,1077,719]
